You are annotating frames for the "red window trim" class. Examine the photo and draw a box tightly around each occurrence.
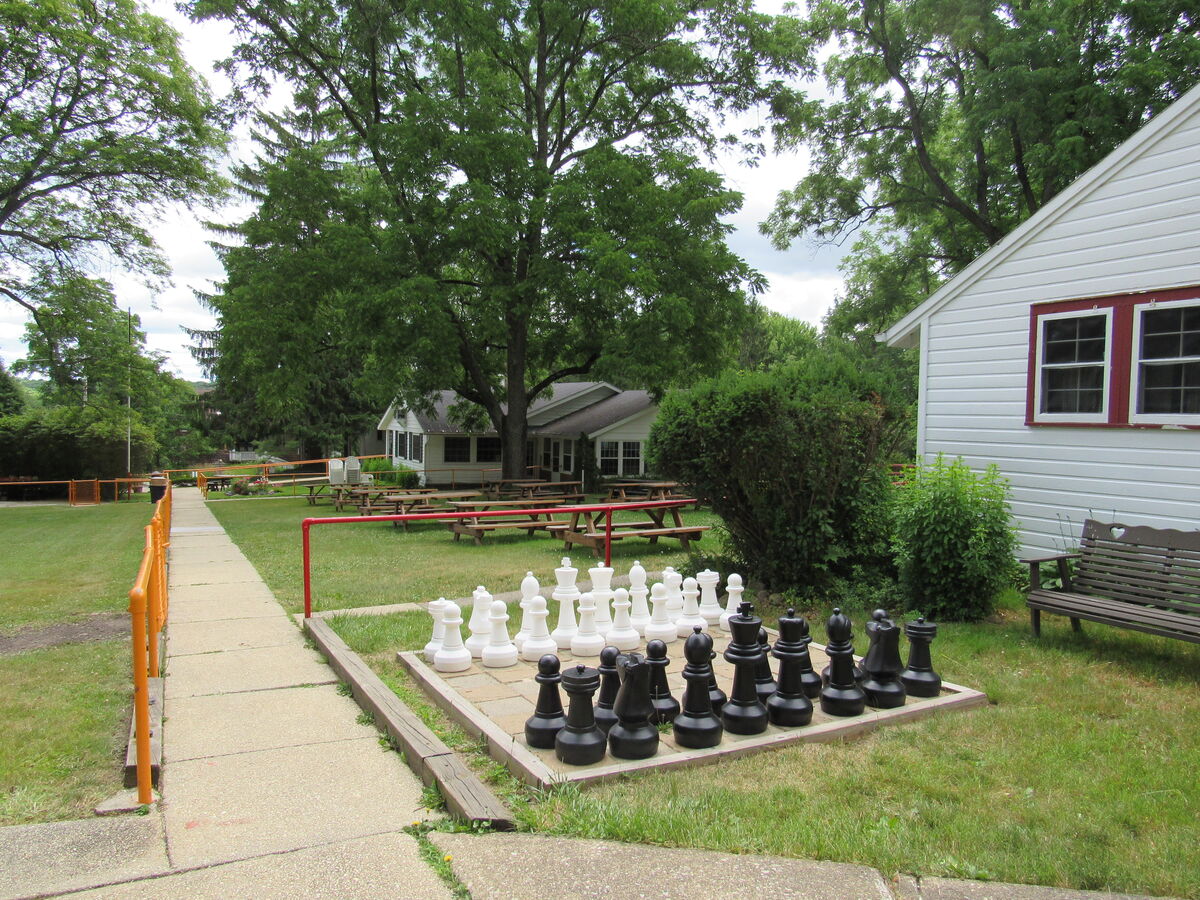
[1026,284,1200,428]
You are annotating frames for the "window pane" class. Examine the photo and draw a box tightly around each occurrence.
[1138,362,1200,414]
[477,437,501,462]
[444,436,470,463]
[413,434,423,463]
[600,441,618,476]
[1043,315,1107,364]
[600,441,618,459]
[1043,366,1104,413]
[620,442,641,476]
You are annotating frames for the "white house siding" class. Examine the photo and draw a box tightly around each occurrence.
[593,407,660,477]
[917,106,1200,555]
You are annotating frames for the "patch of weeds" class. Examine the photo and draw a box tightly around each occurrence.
[356,710,375,727]
[420,783,445,812]
[656,721,672,733]
[336,681,353,696]
[404,823,470,900]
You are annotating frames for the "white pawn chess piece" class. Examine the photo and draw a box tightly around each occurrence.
[520,596,558,661]
[663,568,684,623]
[697,569,722,626]
[514,571,539,653]
[676,576,707,638]
[607,587,640,651]
[434,601,472,672]
[481,600,518,668]
[550,557,580,649]
[719,573,745,632]
[465,585,492,658]
[588,564,615,637]
[422,597,448,662]
[571,592,605,657]
[628,560,651,636]
[643,582,677,643]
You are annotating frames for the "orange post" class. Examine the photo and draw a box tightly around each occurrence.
[128,526,154,805]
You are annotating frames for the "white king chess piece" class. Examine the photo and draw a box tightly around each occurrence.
[588,564,615,637]
[550,557,580,649]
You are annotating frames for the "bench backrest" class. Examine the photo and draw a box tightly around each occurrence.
[1075,519,1200,615]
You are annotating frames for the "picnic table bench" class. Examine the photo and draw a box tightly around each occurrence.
[482,478,547,500]
[446,499,570,545]
[1024,518,1200,644]
[358,490,481,529]
[517,480,586,502]
[555,502,709,558]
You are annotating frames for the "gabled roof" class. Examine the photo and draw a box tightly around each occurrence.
[532,390,655,437]
[881,80,1200,350]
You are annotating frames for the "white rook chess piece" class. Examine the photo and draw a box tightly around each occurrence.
[676,576,707,638]
[628,560,651,636]
[465,585,492,658]
[520,596,557,661]
[550,557,580,650]
[571,592,605,657]
[719,573,745,632]
[663,568,684,623]
[482,599,518,668]
[514,571,539,653]
[644,582,677,643]
[423,597,448,662]
[607,587,640,651]
[588,564,615,637]
[697,569,722,626]
[434,601,472,672]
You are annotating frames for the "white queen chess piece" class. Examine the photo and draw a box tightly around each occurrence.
[588,564,615,637]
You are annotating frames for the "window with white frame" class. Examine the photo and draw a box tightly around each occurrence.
[1133,301,1200,418]
[1034,310,1111,421]
[621,441,642,476]
[599,441,619,475]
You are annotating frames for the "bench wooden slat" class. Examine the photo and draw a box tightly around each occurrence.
[1029,591,1200,632]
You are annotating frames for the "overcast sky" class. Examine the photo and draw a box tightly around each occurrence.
[0,0,844,382]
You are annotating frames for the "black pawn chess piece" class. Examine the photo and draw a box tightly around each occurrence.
[721,602,769,735]
[861,609,907,709]
[673,627,724,749]
[707,646,727,715]
[820,608,867,717]
[556,663,607,765]
[646,639,680,724]
[790,611,822,699]
[594,646,621,734]
[525,654,567,748]
[901,616,942,698]
[607,652,660,760]
[754,627,777,706]
[765,609,814,727]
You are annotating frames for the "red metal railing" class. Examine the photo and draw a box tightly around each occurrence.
[301,499,692,617]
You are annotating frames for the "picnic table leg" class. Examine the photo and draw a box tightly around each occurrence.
[1030,607,1041,637]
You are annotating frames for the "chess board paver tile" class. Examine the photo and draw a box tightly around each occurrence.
[509,681,541,701]
[476,696,534,718]
[489,665,532,683]
[437,672,493,688]
[459,681,518,703]
[497,714,531,735]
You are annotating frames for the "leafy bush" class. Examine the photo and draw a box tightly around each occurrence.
[0,406,155,477]
[891,455,1016,621]
[361,457,419,487]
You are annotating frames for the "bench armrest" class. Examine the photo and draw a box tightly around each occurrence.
[1022,553,1079,592]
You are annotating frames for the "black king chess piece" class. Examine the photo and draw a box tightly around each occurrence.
[673,627,724,749]
[765,609,815,727]
[861,609,907,709]
[594,646,621,734]
[524,654,568,748]
[646,639,680,724]
[721,602,769,735]
[556,663,607,766]
[607,652,660,760]
[754,628,778,705]
[819,608,867,717]
[900,616,942,697]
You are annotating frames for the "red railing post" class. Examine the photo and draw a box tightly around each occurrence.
[303,519,313,618]
[605,508,613,567]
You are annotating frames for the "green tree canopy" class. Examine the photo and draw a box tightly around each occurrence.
[0,360,22,416]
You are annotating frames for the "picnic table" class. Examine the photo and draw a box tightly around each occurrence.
[556,501,709,557]
[603,481,680,502]
[482,477,548,500]
[358,489,481,529]
[517,479,585,501]
[445,498,571,545]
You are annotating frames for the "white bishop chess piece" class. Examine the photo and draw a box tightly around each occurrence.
[481,600,518,668]
[676,576,707,638]
[606,587,640,651]
[550,557,580,649]
[520,596,558,662]
[696,569,722,626]
[571,592,605,657]
[588,564,615,637]
[719,573,745,632]
[514,571,540,653]
[643,582,678,643]
[465,585,492,659]
[627,560,651,636]
[422,597,448,663]
[434,601,472,673]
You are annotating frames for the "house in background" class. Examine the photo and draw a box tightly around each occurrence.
[882,81,1200,555]
[377,382,658,485]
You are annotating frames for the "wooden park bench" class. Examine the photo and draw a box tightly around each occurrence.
[1024,519,1200,644]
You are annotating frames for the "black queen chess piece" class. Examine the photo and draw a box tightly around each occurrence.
[594,646,621,734]
[754,628,778,705]
[672,627,724,749]
[646,639,680,724]
[607,652,660,760]
[765,609,815,727]
[819,608,867,717]
[721,602,769,735]
[860,609,907,709]
[900,616,942,697]
[555,663,607,766]
[524,654,568,748]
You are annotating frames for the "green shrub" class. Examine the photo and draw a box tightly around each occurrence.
[361,457,419,488]
[891,455,1016,621]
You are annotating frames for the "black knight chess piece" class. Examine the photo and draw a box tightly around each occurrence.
[754,628,777,705]
[607,652,660,759]
[556,663,607,765]
[524,654,568,748]
[765,609,814,727]
[900,616,942,698]
[594,645,621,734]
[673,627,724,749]
[646,639,680,724]
[721,602,769,735]
[861,609,907,709]
[819,608,867,717]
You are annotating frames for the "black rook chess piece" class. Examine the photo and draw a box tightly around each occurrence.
[646,639,680,724]
[556,663,607,765]
[900,616,942,697]
[754,628,778,705]
[721,602,769,735]
[819,608,867,717]
[861,609,907,709]
[673,627,724,749]
[524,654,568,748]
[607,652,660,760]
[594,646,621,734]
[765,609,814,727]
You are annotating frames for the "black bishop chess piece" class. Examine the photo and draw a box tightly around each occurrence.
[721,602,769,735]
[646,639,680,724]
[754,628,778,705]
[673,627,724,749]
[556,663,607,766]
[607,652,660,760]
[819,608,867,717]
[765,609,814,727]
[861,609,907,709]
[524,654,567,748]
[594,646,621,734]
[900,616,942,697]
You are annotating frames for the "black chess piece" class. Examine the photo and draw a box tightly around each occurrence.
[765,609,814,727]
[900,616,942,698]
[524,654,568,748]
[556,663,607,765]
[754,627,777,705]
[861,609,907,709]
[721,602,769,735]
[673,627,723,749]
[594,645,621,734]
[707,648,727,714]
[607,652,660,760]
[646,639,680,724]
[820,608,867,717]
[791,612,822,699]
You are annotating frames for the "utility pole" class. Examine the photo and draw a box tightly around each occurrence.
[126,307,132,476]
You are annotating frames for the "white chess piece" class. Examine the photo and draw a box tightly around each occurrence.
[676,576,707,638]
[643,582,677,643]
[663,568,684,623]
[520,596,558,661]
[550,557,580,649]
[628,560,651,636]
[434,601,472,672]
[423,597,447,662]
[514,571,539,652]
[719,573,745,632]
[588,564,615,637]
[465,585,492,658]
[571,592,605,657]
[697,569,722,626]
[607,587,640,651]
[482,599,518,668]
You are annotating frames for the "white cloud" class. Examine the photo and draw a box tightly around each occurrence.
[757,272,843,325]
